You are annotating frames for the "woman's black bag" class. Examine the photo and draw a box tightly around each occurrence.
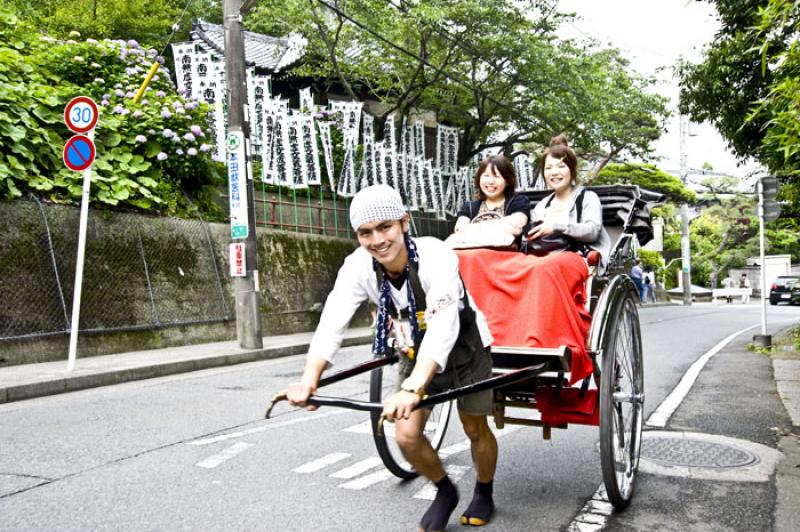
[522,190,586,257]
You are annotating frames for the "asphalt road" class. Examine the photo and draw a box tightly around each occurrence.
[0,303,797,531]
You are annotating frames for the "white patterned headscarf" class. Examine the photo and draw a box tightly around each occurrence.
[349,185,406,230]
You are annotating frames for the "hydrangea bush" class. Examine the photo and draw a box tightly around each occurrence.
[0,8,223,217]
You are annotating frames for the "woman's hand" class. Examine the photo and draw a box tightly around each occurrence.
[527,220,556,240]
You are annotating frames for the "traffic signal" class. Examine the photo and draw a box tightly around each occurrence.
[760,176,781,221]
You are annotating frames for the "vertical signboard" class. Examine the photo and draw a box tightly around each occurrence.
[229,243,246,277]
[227,131,248,238]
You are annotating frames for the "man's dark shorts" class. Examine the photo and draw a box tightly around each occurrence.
[398,345,493,416]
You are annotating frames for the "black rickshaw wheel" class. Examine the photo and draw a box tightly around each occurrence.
[599,290,644,510]
[369,363,452,479]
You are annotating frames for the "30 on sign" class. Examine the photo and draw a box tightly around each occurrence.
[64,96,99,134]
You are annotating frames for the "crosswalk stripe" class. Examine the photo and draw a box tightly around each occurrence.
[413,465,471,500]
[329,456,384,479]
[338,468,395,490]
[195,442,253,469]
[293,452,351,474]
[188,410,351,446]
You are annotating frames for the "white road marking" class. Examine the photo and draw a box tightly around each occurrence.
[338,468,396,490]
[195,442,253,469]
[413,465,471,500]
[329,457,384,479]
[646,324,758,427]
[568,318,796,531]
[187,409,351,446]
[566,485,611,532]
[292,452,351,474]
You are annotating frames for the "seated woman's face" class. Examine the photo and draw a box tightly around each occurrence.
[543,155,572,194]
[479,165,507,201]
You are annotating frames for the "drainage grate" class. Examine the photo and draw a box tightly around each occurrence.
[641,436,760,469]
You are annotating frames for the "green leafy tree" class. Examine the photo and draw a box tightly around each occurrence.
[11,0,223,49]
[248,0,668,166]
[592,162,696,203]
[0,9,222,216]
[679,0,799,225]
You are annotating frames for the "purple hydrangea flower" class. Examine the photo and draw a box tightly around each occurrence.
[87,38,98,44]
[187,148,198,156]
[160,109,172,119]
[135,135,147,143]
[162,129,174,138]
[183,132,196,142]
[176,148,184,155]
[126,91,136,99]
[94,78,105,85]
[141,99,150,107]
[147,129,156,135]
[172,136,181,143]
[157,152,168,161]
[171,101,183,109]
[127,39,140,49]
[184,102,196,110]
[190,125,202,136]
[177,87,187,96]
[156,90,166,98]
[102,93,111,100]
[132,110,143,118]
[200,144,212,152]
[113,105,125,114]
[115,89,125,97]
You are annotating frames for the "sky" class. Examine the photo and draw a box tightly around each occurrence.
[556,0,761,181]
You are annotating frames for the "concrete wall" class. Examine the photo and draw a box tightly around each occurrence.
[0,199,367,366]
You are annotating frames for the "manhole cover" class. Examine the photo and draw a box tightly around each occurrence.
[641,436,760,468]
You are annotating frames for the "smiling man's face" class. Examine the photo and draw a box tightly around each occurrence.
[356,215,410,274]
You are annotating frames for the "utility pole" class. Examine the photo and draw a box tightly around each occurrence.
[679,113,692,306]
[224,0,262,348]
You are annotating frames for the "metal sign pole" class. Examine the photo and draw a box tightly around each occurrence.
[758,179,767,337]
[67,129,94,371]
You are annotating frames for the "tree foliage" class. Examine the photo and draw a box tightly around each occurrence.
[593,162,696,204]
[0,8,222,216]
[247,0,668,166]
[679,0,799,224]
[11,1,223,50]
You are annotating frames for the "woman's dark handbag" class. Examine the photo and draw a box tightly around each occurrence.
[520,220,576,256]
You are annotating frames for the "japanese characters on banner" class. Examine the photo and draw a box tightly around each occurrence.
[330,101,363,197]
[317,121,336,190]
[436,125,459,176]
[513,153,538,191]
[170,42,493,217]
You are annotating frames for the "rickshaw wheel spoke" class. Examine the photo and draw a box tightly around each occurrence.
[599,287,644,510]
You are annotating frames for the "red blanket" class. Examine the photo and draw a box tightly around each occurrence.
[456,249,593,384]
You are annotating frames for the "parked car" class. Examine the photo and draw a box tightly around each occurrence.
[769,276,800,305]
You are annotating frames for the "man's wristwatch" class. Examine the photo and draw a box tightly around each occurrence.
[400,386,426,400]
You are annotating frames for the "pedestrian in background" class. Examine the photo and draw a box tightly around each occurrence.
[643,265,657,304]
[630,260,645,303]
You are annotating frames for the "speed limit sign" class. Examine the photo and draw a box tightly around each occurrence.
[64,96,99,134]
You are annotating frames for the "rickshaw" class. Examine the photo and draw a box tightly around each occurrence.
[266,185,664,510]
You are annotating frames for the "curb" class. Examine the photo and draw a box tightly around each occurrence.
[0,333,373,404]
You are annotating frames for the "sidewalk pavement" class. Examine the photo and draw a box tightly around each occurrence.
[0,327,374,404]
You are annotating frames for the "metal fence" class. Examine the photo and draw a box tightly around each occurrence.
[247,183,456,240]
[0,195,232,342]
